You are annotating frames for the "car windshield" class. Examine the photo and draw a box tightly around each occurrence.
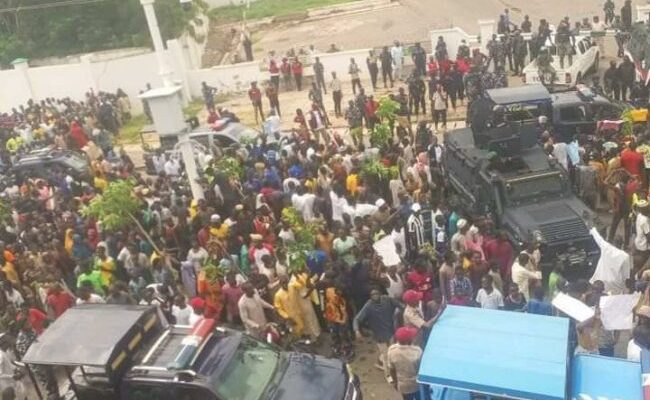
[64,153,88,171]
[505,173,566,204]
[200,334,279,400]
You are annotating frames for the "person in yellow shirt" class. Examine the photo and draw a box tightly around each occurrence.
[0,256,19,286]
[289,271,321,340]
[274,275,304,336]
[346,168,359,195]
[93,246,115,288]
[209,214,229,241]
[93,171,108,192]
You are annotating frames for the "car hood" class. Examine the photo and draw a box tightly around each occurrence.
[269,353,347,400]
[502,198,592,244]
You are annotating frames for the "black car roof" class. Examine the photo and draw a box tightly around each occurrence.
[22,304,161,368]
[487,84,551,105]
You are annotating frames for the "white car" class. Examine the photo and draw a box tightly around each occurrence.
[523,36,599,87]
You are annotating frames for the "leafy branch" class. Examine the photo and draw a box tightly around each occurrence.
[81,179,161,254]
[281,207,322,275]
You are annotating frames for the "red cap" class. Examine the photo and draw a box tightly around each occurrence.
[394,326,418,343]
[190,297,205,310]
[402,290,423,304]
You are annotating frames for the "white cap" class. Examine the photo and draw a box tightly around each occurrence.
[375,198,386,208]
[210,214,221,222]
[457,219,468,229]
[411,203,421,212]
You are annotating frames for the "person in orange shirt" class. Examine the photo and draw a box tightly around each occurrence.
[324,283,351,357]
[316,227,334,257]
[197,268,223,320]
[0,255,19,286]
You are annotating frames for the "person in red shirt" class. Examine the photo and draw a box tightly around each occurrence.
[364,95,379,130]
[268,59,280,90]
[280,57,292,90]
[407,262,434,304]
[19,304,49,335]
[248,82,264,124]
[620,142,644,178]
[291,58,303,90]
[483,230,514,281]
[46,283,75,318]
[427,56,438,78]
[69,120,88,150]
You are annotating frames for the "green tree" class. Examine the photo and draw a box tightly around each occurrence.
[281,207,322,275]
[82,179,161,253]
[0,0,207,66]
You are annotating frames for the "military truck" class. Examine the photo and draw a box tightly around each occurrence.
[20,305,361,400]
[444,89,600,280]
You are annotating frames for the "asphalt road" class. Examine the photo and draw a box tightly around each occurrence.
[253,0,628,57]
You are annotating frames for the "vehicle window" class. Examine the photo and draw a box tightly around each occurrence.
[591,104,621,121]
[64,153,88,171]
[174,386,217,400]
[558,105,587,122]
[125,383,171,400]
[505,173,566,204]
[505,104,544,122]
[207,336,279,400]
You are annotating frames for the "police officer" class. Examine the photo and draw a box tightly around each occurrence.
[536,46,555,86]
[512,30,528,76]
[457,39,470,59]
[603,0,615,25]
[486,34,500,71]
[555,20,573,69]
[407,72,426,117]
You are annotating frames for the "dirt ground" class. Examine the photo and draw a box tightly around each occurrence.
[225,0,622,59]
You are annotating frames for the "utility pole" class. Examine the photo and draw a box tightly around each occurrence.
[139,0,204,200]
[139,0,174,87]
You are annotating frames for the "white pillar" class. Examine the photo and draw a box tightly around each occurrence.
[140,0,174,87]
[11,58,34,102]
[167,38,192,102]
[478,19,496,53]
[637,4,650,22]
[178,133,204,200]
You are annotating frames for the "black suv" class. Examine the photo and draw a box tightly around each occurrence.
[21,305,361,400]
[9,147,91,182]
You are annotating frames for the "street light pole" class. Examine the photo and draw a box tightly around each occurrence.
[140,0,174,87]
[139,0,204,200]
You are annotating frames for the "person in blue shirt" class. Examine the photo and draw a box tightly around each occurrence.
[526,286,553,316]
[288,159,305,179]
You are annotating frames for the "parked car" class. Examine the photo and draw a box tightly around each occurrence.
[523,36,599,87]
[20,305,362,400]
[9,147,91,182]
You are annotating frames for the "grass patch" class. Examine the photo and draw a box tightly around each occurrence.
[209,0,359,24]
[118,114,148,145]
[184,100,205,118]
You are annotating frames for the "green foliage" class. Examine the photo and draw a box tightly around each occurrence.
[376,96,399,122]
[360,158,398,181]
[0,0,207,66]
[213,156,243,179]
[281,207,322,275]
[183,100,204,119]
[620,107,635,137]
[208,0,358,24]
[0,197,12,224]
[117,114,148,145]
[369,123,392,150]
[82,179,142,230]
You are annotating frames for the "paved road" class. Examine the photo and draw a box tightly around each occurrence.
[254,0,625,56]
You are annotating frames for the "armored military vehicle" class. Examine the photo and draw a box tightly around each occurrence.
[443,88,600,280]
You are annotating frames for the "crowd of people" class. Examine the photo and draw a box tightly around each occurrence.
[0,3,648,400]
